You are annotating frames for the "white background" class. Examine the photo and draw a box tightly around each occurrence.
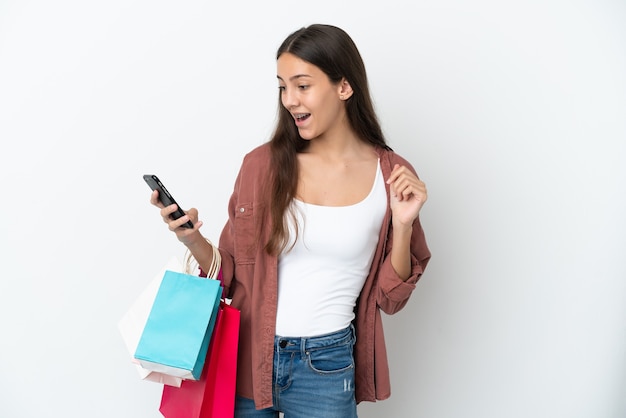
[1,1,625,417]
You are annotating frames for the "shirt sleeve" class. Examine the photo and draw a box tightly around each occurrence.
[215,161,243,299]
[375,150,431,314]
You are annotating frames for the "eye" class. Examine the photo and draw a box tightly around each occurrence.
[278,85,286,92]
[298,85,309,90]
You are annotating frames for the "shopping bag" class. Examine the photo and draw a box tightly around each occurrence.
[159,301,240,418]
[119,240,223,386]
[134,270,222,380]
[118,257,186,387]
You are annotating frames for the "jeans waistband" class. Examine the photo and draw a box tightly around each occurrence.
[275,325,355,353]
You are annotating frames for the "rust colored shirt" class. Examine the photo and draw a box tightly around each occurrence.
[216,143,431,410]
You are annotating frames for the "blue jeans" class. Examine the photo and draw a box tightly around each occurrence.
[235,325,357,418]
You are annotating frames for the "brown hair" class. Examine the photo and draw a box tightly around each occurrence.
[264,24,391,255]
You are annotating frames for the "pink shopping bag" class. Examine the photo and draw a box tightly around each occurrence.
[159,301,240,418]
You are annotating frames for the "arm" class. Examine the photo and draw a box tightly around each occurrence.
[386,163,428,280]
[375,160,431,314]
[376,216,430,314]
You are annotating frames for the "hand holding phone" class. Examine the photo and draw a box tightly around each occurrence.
[143,174,194,229]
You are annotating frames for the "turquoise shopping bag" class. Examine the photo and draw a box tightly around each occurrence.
[134,270,222,380]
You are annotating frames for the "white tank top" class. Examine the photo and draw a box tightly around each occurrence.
[275,160,387,336]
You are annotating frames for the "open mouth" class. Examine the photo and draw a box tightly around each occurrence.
[294,113,311,123]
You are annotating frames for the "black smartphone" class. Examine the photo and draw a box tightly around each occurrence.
[143,174,194,229]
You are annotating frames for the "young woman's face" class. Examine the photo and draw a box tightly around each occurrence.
[277,53,348,141]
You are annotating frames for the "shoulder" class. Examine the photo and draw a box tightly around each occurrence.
[375,146,418,176]
[237,143,271,176]
[245,142,271,159]
[242,142,271,165]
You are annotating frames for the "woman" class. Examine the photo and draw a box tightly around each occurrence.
[151,23,431,418]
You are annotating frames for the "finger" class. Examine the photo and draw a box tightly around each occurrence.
[168,214,194,231]
[393,177,414,201]
[389,182,398,199]
[160,204,179,223]
[386,164,402,184]
[399,186,415,202]
[390,180,407,202]
[166,207,200,231]
[150,190,163,207]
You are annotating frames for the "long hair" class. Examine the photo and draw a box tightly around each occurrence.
[264,24,390,255]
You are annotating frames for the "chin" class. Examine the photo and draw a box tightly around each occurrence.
[297,129,316,141]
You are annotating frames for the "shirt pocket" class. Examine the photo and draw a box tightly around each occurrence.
[233,202,256,265]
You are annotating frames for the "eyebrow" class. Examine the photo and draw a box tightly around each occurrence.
[276,74,312,82]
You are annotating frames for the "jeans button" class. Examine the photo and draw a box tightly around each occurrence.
[279,340,288,348]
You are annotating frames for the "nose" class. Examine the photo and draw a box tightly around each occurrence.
[281,88,298,109]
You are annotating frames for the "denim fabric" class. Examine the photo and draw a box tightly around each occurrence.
[235,325,357,418]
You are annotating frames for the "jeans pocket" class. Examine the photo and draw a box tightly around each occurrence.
[307,341,354,374]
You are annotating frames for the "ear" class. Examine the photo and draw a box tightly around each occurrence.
[337,78,354,101]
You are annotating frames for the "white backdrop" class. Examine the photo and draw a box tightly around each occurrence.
[1,1,625,417]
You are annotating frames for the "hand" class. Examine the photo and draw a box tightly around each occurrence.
[150,190,204,245]
[386,164,427,227]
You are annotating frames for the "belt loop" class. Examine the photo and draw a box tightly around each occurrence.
[300,336,307,358]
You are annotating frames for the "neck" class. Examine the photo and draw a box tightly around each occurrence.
[305,135,376,164]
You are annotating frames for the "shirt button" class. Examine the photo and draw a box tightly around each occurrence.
[239,207,245,213]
